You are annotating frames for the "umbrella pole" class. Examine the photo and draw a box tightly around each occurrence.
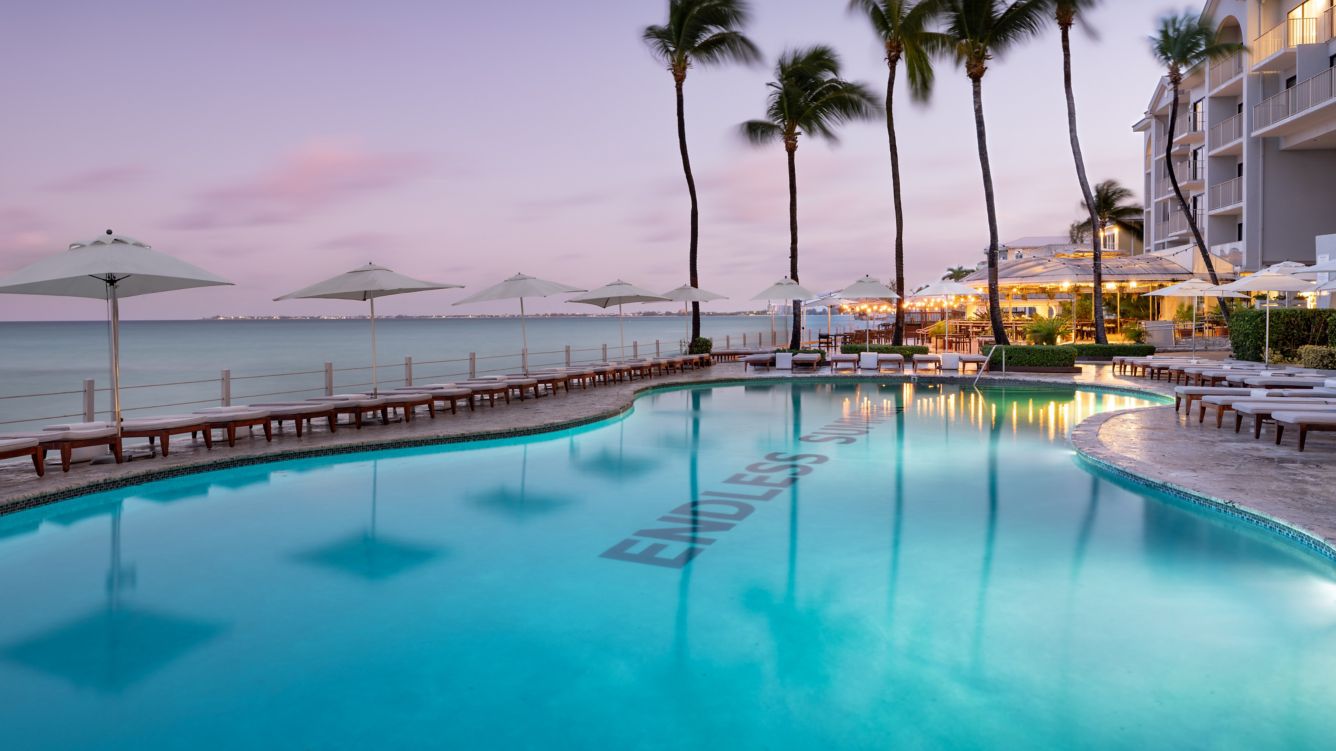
[519,296,529,374]
[108,281,123,429]
[618,303,626,361]
[1264,297,1271,364]
[369,297,378,396]
[1190,294,1198,363]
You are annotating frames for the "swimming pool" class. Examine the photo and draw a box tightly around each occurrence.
[0,381,1333,749]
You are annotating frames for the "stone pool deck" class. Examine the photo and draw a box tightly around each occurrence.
[2,363,1333,555]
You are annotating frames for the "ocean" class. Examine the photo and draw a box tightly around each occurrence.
[0,315,858,429]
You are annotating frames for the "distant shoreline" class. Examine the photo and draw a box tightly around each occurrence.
[0,312,786,323]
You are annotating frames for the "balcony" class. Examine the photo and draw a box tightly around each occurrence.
[1171,159,1204,190]
[1209,53,1245,94]
[1208,177,1243,213]
[1253,67,1336,148]
[1171,112,1205,149]
[1165,208,1203,238]
[1208,112,1245,155]
[1252,16,1331,72]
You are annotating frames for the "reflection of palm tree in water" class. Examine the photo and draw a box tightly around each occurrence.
[786,385,802,602]
[886,386,906,627]
[106,506,136,615]
[971,399,1003,672]
[674,390,702,663]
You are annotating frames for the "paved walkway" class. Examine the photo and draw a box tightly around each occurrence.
[2,363,1332,556]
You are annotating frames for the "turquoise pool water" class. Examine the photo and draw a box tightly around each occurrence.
[0,382,1333,749]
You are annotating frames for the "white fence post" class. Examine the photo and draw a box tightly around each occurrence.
[83,379,96,422]
[522,348,529,374]
[221,369,231,407]
[324,362,334,396]
[632,341,639,358]
[655,339,661,357]
[565,345,572,367]
[725,334,731,349]
[602,343,608,361]
[404,356,413,387]
[469,352,477,379]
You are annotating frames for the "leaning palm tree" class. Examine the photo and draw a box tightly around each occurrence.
[1054,0,1108,343]
[1151,11,1244,318]
[934,0,1050,346]
[942,265,973,281]
[644,0,762,342]
[1071,179,1145,245]
[741,46,879,350]
[848,0,944,346]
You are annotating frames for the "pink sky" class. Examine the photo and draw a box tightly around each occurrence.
[0,0,1173,319]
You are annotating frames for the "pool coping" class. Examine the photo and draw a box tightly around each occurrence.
[5,370,1333,567]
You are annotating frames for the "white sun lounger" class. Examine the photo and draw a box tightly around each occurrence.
[119,414,213,456]
[1272,411,1336,451]
[1233,401,1336,439]
[0,437,44,477]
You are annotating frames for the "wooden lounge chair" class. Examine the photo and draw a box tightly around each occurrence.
[38,424,124,472]
[1273,411,1336,451]
[194,407,274,446]
[120,414,212,457]
[960,354,990,373]
[743,353,774,371]
[1199,395,1335,429]
[912,354,942,373]
[1234,401,1336,439]
[0,437,44,477]
[829,353,857,372]
[249,402,339,435]
[792,353,822,372]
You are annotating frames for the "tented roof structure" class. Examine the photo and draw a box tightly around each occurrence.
[962,255,1199,288]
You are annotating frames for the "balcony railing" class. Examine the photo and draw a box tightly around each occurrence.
[1254,67,1336,130]
[1254,17,1329,62]
[1209,53,1244,87]
[1170,160,1203,182]
[1209,176,1243,210]
[1165,208,1203,236]
[1209,112,1244,147]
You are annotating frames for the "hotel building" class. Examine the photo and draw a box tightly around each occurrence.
[1134,0,1336,277]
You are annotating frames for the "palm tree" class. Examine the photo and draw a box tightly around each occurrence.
[942,266,973,281]
[848,0,944,346]
[934,0,1050,346]
[1071,179,1145,245]
[644,0,762,342]
[1054,0,1108,344]
[1150,11,1244,319]
[742,46,879,349]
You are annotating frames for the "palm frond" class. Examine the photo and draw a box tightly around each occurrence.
[692,30,763,67]
[741,119,783,145]
[643,0,761,72]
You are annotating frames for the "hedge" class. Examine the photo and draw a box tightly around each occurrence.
[839,344,929,356]
[1299,345,1336,370]
[983,345,1078,368]
[1228,308,1336,362]
[1063,344,1157,359]
[688,337,713,355]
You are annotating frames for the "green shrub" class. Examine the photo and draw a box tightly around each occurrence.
[839,344,929,357]
[1122,322,1147,344]
[1025,317,1071,346]
[983,345,1078,368]
[688,337,713,355]
[1064,344,1157,359]
[1299,345,1336,370]
[1228,308,1336,362]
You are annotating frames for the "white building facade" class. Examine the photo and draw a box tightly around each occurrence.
[1135,0,1336,274]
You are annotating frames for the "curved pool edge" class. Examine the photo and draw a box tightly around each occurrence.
[1071,408,1336,565]
[0,372,1184,518]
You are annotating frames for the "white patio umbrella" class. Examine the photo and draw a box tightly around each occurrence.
[568,280,669,359]
[452,273,584,373]
[837,276,899,351]
[751,277,816,348]
[659,283,727,343]
[0,230,233,426]
[808,294,848,345]
[275,263,463,395]
[1143,279,1247,361]
[1220,273,1317,363]
[909,279,981,348]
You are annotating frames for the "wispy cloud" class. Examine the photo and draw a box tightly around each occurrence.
[166,140,432,230]
[0,208,54,271]
[42,165,151,192]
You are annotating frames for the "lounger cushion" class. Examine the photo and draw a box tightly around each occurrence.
[121,415,208,430]
[40,426,119,441]
[0,437,39,452]
[42,422,112,432]
[1273,411,1336,426]
[249,402,334,414]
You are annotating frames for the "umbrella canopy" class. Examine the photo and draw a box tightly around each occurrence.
[962,255,1196,287]
[0,231,232,298]
[0,231,233,426]
[837,275,899,300]
[751,277,817,301]
[568,280,669,359]
[1318,277,1336,292]
[452,273,585,372]
[658,284,726,303]
[275,263,460,302]
[276,263,463,395]
[1221,273,1317,363]
[911,279,982,300]
[567,280,668,309]
[1303,258,1336,274]
[1143,279,1247,361]
[1257,261,1315,278]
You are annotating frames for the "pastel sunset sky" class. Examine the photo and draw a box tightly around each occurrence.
[0,0,1175,319]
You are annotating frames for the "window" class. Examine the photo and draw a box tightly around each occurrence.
[1190,99,1205,130]
[1102,228,1118,251]
[1237,222,1244,242]
[1288,1,1327,45]
[1286,75,1298,89]
[1237,162,1244,178]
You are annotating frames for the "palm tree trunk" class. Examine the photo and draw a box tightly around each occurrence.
[675,79,703,341]
[1164,79,1231,322]
[787,142,801,351]
[1062,24,1108,345]
[970,76,1010,346]
[887,58,907,347]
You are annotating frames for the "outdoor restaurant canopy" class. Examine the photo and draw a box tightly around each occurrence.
[961,255,1200,288]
